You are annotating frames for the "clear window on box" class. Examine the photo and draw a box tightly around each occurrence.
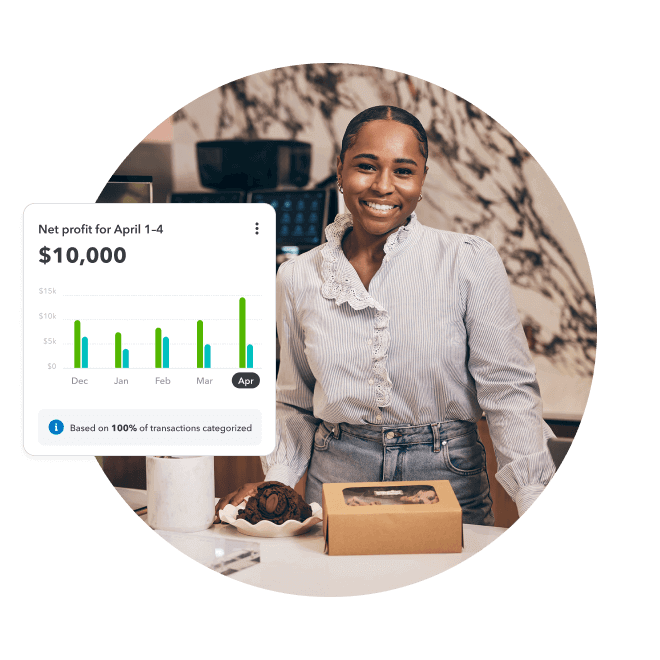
[342,486,439,506]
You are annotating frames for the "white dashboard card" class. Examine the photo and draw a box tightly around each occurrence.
[23,203,275,456]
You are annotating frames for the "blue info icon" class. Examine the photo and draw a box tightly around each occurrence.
[48,419,64,435]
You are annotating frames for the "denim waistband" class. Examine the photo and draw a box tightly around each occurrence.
[324,420,477,448]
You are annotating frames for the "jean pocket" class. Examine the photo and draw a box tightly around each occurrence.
[313,422,336,451]
[442,430,486,476]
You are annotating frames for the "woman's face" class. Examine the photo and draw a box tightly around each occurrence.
[337,119,427,240]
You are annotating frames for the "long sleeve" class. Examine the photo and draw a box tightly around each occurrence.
[261,259,320,487]
[459,237,556,515]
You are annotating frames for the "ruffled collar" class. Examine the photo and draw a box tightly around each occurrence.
[320,212,418,310]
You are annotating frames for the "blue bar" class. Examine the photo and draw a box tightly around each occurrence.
[204,344,211,368]
[163,337,169,368]
[122,349,129,368]
[82,337,88,368]
[247,344,253,368]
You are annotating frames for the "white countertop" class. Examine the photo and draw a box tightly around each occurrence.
[117,486,508,596]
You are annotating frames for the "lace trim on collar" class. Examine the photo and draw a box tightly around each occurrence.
[320,211,415,309]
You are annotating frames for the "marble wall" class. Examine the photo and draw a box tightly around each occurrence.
[171,64,595,419]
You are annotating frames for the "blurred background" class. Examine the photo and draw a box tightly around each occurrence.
[99,63,595,527]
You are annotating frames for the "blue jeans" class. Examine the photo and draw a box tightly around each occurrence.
[305,420,494,526]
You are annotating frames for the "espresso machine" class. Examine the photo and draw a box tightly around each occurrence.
[169,140,338,265]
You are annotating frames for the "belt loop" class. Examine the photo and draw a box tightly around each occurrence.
[431,423,442,453]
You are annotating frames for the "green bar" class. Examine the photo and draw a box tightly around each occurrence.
[155,328,162,368]
[115,332,122,368]
[197,320,203,368]
[239,297,246,368]
[74,320,81,368]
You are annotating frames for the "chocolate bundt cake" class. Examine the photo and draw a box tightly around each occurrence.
[236,481,313,524]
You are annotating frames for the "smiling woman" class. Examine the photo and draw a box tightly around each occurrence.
[218,105,557,526]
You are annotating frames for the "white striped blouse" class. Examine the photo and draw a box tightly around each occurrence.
[263,212,556,515]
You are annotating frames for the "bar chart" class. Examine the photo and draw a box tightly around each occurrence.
[24,203,276,456]
[69,296,259,370]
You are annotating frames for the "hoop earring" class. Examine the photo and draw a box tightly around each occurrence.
[336,179,343,194]
[418,193,423,202]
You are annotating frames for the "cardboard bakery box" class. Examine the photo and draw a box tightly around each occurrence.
[322,480,463,556]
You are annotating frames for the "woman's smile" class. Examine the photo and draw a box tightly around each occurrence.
[362,200,398,213]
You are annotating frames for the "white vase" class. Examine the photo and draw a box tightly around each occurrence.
[146,456,215,533]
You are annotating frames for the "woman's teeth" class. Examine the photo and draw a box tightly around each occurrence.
[364,201,396,211]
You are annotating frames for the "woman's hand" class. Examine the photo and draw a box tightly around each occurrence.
[214,482,265,523]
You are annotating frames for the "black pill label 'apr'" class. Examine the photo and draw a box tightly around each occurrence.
[232,372,260,388]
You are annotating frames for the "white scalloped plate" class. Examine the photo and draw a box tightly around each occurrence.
[219,500,323,538]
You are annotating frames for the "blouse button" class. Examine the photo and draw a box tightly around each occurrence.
[368,379,374,385]
[367,339,372,345]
